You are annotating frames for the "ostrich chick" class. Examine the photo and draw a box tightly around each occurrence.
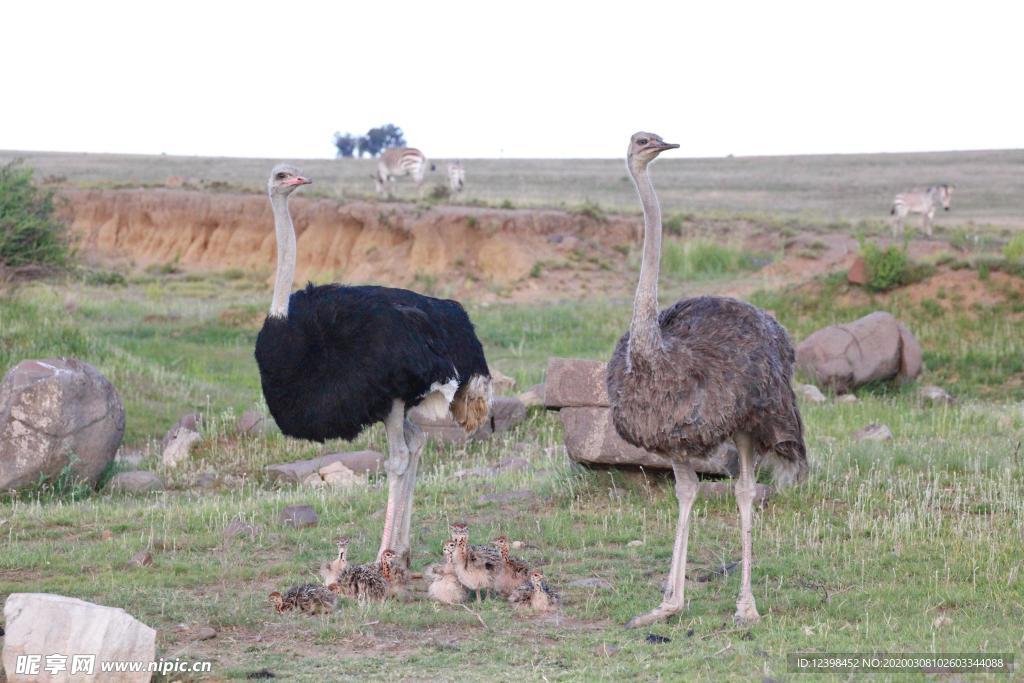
[509,571,561,612]
[450,522,501,601]
[492,535,530,597]
[270,584,337,614]
[319,536,350,586]
[379,548,408,599]
[333,548,404,603]
[427,539,469,605]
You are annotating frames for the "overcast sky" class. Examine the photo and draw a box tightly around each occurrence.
[3,1,1021,159]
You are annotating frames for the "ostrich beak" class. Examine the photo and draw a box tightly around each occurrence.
[285,176,311,186]
[655,141,680,151]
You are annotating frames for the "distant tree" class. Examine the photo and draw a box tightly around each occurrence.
[333,132,357,158]
[353,124,408,158]
[0,160,69,269]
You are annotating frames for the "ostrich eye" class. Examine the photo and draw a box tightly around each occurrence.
[275,172,287,180]
[637,138,648,145]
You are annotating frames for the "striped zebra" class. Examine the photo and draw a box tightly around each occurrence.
[447,161,465,193]
[891,184,954,237]
[374,147,433,197]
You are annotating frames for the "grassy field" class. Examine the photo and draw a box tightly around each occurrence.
[4,148,1024,227]
[1,261,1022,680]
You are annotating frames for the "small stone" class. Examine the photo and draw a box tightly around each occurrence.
[194,626,217,641]
[932,614,952,628]
[569,577,613,589]
[795,383,826,404]
[301,472,326,488]
[160,413,202,450]
[853,423,893,442]
[595,643,620,657]
[195,471,219,489]
[280,505,318,528]
[128,551,153,568]
[836,394,859,403]
[919,385,955,406]
[847,256,868,286]
[319,462,365,489]
[627,540,644,547]
[235,409,265,435]
[511,540,525,550]
[107,470,165,494]
[223,516,260,540]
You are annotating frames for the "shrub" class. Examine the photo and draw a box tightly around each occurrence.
[859,240,908,291]
[1004,233,1024,262]
[660,239,758,280]
[0,161,70,269]
[574,200,607,223]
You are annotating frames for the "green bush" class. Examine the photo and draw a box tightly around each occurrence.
[0,161,70,269]
[1004,233,1024,262]
[661,239,758,280]
[860,240,908,291]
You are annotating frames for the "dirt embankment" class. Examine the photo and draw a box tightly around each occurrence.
[62,189,643,302]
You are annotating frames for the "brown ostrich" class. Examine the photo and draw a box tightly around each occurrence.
[319,536,349,586]
[492,535,530,597]
[607,132,807,629]
[449,522,501,601]
[427,539,469,605]
[508,571,561,612]
[269,584,337,615]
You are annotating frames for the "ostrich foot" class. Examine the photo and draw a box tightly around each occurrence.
[625,601,683,629]
[733,597,761,625]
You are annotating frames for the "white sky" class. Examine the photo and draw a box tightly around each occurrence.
[3,1,1021,159]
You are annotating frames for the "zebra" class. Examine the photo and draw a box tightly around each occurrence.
[447,161,465,194]
[373,147,434,197]
[890,184,954,237]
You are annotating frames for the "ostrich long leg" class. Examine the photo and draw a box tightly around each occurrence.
[733,432,761,624]
[379,400,411,561]
[625,460,699,629]
[394,418,425,567]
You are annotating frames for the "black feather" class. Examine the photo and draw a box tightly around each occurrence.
[255,284,489,442]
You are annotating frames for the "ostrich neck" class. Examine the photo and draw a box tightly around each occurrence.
[629,163,664,357]
[269,192,297,318]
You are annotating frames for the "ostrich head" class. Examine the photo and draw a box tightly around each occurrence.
[449,522,469,542]
[326,582,341,595]
[442,539,457,561]
[492,535,510,556]
[335,536,349,557]
[530,571,545,589]
[380,548,398,579]
[268,164,311,197]
[268,591,285,612]
[626,132,679,172]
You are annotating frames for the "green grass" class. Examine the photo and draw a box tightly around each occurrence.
[1,273,1023,680]
[660,239,759,281]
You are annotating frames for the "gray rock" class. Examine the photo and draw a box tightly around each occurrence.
[106,470,164,494]
[544,358,609,408]
[3,593,156,683]
[279,505,318,528]
[161,427,201,468]
[235,409,266,436]
[0,358,125,492]
[266,450,385,484]
[560,406,738,475]
[836,394,859,403]
[491,396,527,433]
[195,471,219,489]
[796,312,922,393]
[853,423,893,441]
[193,626,217,641]
[318,461,366,489]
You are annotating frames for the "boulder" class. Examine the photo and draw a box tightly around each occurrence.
[161,427,201,468]
[318,461,365,489]
[410,396,525,443]
[489,369,517,395]
[265,450,385,484]
[3,593,156,683]
[796,312,922,393]
[106,471,164,494]
[544,358,609,408]
[490,396,527,432]
[0,359,125,492]
[279,505,318,528]
[559,407,738,475]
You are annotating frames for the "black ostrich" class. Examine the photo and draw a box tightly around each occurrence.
[255,165,491,563]
[607,134,807,628]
